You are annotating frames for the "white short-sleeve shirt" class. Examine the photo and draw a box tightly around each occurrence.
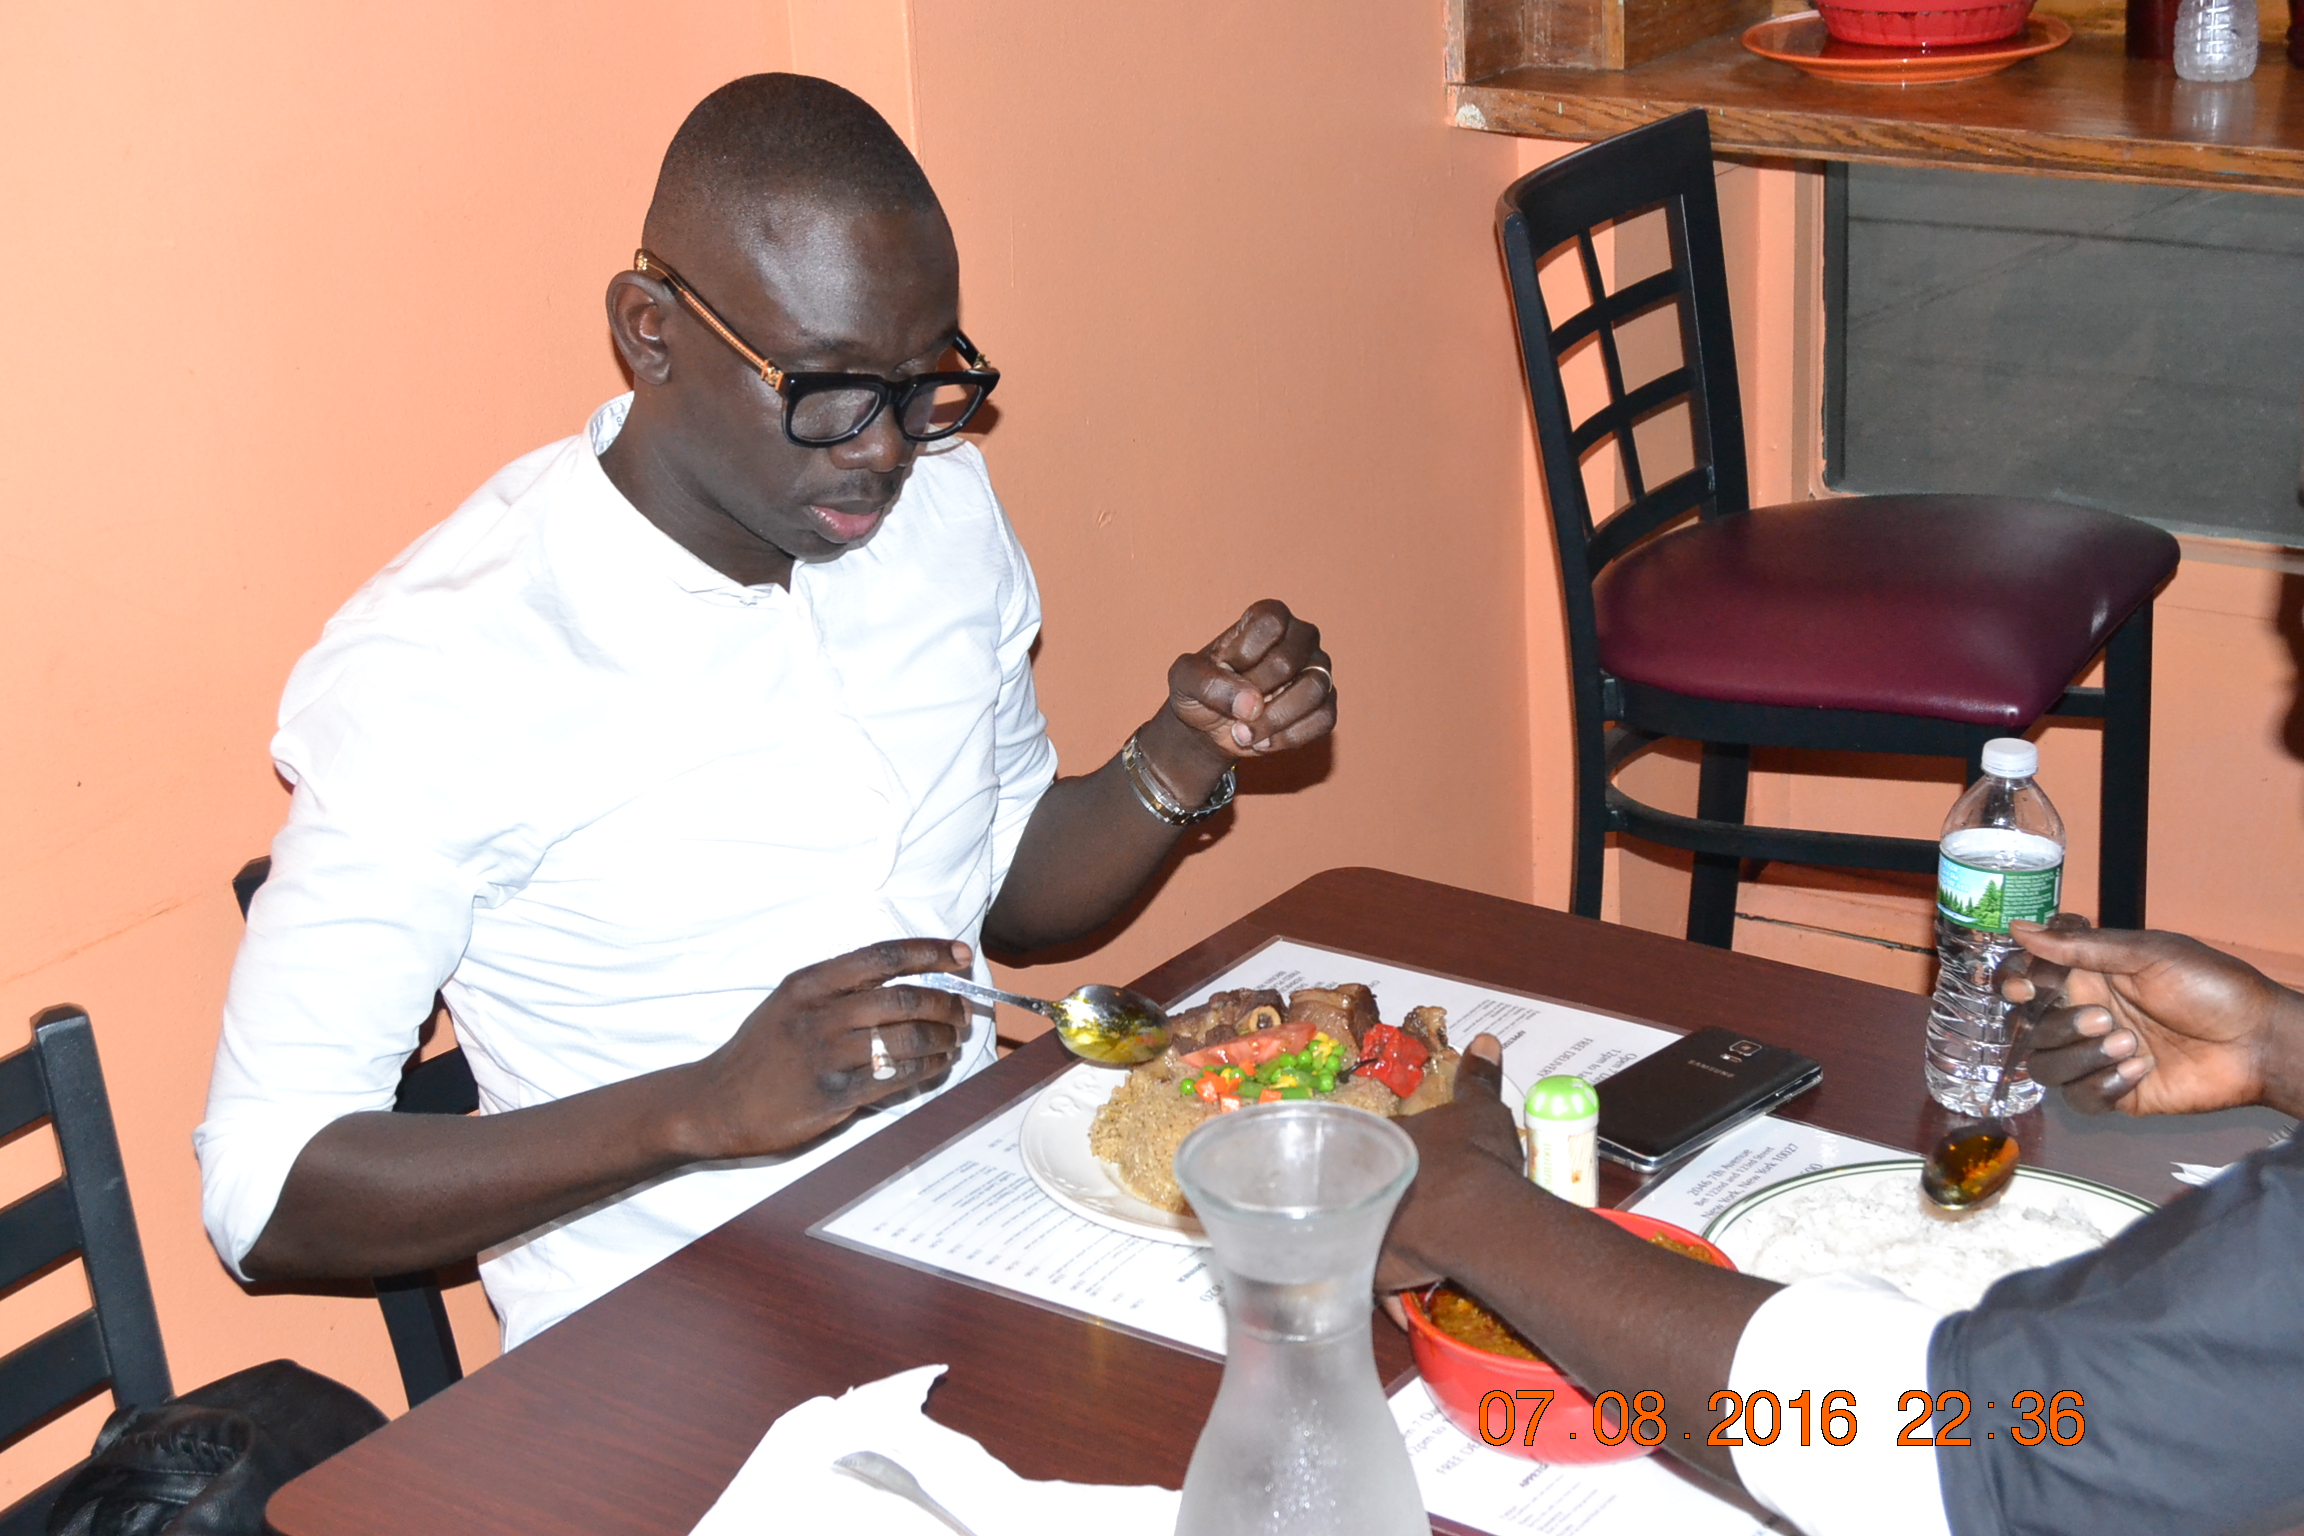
[197,397,1057,1346]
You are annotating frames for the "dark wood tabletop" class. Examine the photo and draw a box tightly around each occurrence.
[266,866,2293,1536]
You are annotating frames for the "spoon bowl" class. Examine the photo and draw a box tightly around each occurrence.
[890,973,1172,1065]
[1921,1003,2040,1211]
[1920,1120,2021,1208]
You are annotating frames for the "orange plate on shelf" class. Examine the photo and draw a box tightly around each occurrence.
[1742,10,2072,83]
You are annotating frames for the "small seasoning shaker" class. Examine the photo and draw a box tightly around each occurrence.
[1525,1075,1601,1207]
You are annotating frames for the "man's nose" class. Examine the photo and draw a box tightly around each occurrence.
[829,409,909,475]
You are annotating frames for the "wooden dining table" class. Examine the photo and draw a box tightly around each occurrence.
[266,866,2294,1536]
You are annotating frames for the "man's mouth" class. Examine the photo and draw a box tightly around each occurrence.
[805,503,889,544]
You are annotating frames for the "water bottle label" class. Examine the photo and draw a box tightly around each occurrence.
[1937,851,2061,931]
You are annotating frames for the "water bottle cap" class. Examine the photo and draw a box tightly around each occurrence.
[1980,738,2038,779]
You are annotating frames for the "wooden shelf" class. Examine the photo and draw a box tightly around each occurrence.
[1451,30,2304,194]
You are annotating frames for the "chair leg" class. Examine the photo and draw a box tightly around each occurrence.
[1686,742,1751,949]
[2098,605,2153,930]
[1571,712,1609,921]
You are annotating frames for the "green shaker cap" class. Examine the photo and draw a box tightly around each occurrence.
[1525,1073,1599,1122]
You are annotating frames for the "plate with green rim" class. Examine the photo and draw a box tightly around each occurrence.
[1703,1159,2153,1310]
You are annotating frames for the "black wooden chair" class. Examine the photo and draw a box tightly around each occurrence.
[1499,111,2179,947]
[0,1008,173,1536]
[232,857,476,1407]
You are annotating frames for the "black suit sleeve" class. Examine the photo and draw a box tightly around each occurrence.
[1928,1131,2304,1536]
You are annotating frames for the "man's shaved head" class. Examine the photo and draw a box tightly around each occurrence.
[603,73,964,588]
[643,74,940,256]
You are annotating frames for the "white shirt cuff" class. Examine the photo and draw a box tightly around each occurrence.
[1727,1272,1952,1536]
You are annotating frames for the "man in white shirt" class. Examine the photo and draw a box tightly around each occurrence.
[1379,918,2304,1536]
[197,74,1337,1348]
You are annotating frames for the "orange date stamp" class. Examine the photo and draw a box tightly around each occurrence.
[1469,1388,2088,1448]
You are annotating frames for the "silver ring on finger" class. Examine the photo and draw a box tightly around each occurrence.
[868,1029,897,1081]
[1296,663,1334,694]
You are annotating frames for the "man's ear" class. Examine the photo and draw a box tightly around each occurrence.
[605,273,674,386]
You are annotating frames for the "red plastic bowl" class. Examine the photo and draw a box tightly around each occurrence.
[1401,1209,1734,1465]
[1816,0,2033,45]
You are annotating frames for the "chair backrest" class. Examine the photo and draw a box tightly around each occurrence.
[1497,110,1750,669]
[0,1008,172,1456]
[231,857,475,1406]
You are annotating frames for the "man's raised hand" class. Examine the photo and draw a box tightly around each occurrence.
[1166,599,1337,760]
[680,937,975,1159]
[1999,916,2304,1120]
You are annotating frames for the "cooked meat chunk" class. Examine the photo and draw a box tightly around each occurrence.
[1402,1005,1449,1056]
[1167,987,1286,1054]
[1284,985,1377,1056]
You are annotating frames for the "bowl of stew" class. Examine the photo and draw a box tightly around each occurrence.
[1401,1207,1733,1464]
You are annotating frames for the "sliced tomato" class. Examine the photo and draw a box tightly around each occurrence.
[1179,1019,1318,1070]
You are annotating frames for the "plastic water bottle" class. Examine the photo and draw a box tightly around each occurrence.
[2174,0,2259,80]
[1924,738,2065,1115]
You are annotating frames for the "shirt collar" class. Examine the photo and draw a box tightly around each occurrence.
[576,394,794,607]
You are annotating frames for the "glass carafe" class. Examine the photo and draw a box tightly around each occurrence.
[1172,1103,1424,1536]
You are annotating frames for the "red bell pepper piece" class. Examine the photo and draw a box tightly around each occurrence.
[1357,1022,1430,1098]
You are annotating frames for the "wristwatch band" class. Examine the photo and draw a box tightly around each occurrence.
[1122,733,1237,826]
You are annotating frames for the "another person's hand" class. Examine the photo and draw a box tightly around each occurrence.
[1999,916,2304,1119]
[681,938,973,1157]
[1374,1034,1536,1317]
[1165,599,1337,761]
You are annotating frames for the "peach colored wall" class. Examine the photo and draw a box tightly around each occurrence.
[906,2,1537,1005]
[1,0,1537,1501]
[0,1,783,1497]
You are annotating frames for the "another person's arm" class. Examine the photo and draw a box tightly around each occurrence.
[1376,1038,1780,1489]
[2000,915,2304,1119]
[981,599,1334,953]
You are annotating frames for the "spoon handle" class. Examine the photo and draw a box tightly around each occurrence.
[831,1453,984,1536]
[888,971,1057,1019]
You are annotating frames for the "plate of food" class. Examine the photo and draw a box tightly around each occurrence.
[1703,1159,2153,1312]
[1019,983,1517,1245]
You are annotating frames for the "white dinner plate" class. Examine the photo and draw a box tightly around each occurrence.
[1018,1060,1530,1248]
[1703,1159,2153,1306]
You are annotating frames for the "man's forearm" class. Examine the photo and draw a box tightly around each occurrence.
[1437,1166,1781,1488]
[983,710,1231,953]
[240,1061,713,1280]
[2263,986,2304,1119]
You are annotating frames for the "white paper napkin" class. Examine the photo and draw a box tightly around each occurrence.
[689,1364,1181,1535]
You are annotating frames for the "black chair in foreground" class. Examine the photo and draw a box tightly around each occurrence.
[1499,110,2178,947]
[0,1007,172,1536]
[232,857,476,1406]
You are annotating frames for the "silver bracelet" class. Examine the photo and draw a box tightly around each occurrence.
[1122,733,1236,826]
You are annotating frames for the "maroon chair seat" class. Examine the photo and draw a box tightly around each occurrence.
[1595,496,2181,729]
[1500,111,2170,947]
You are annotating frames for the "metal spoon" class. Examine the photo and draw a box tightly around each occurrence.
[831,1450,984,1536]
[1920,1008,2041,1210]
[890,973,1171,1065]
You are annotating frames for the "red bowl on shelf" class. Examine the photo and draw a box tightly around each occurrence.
[1816,0,2034,46]
[1400,1208,1735,1465]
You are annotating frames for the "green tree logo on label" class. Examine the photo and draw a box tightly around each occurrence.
[1940,876,2004,930]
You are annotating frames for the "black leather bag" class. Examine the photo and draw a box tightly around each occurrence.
[47,1360,386,1536]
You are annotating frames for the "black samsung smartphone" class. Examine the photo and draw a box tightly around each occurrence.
[1595,1027,1823,1174]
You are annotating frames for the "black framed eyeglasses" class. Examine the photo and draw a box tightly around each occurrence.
[632,248,998,448]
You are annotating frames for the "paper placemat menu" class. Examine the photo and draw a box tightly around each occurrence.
[814,1092,1230,1355]
[1392,1377,1786,1535]
[813,937,1690,1354]
[1624,1113,1909,1234]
